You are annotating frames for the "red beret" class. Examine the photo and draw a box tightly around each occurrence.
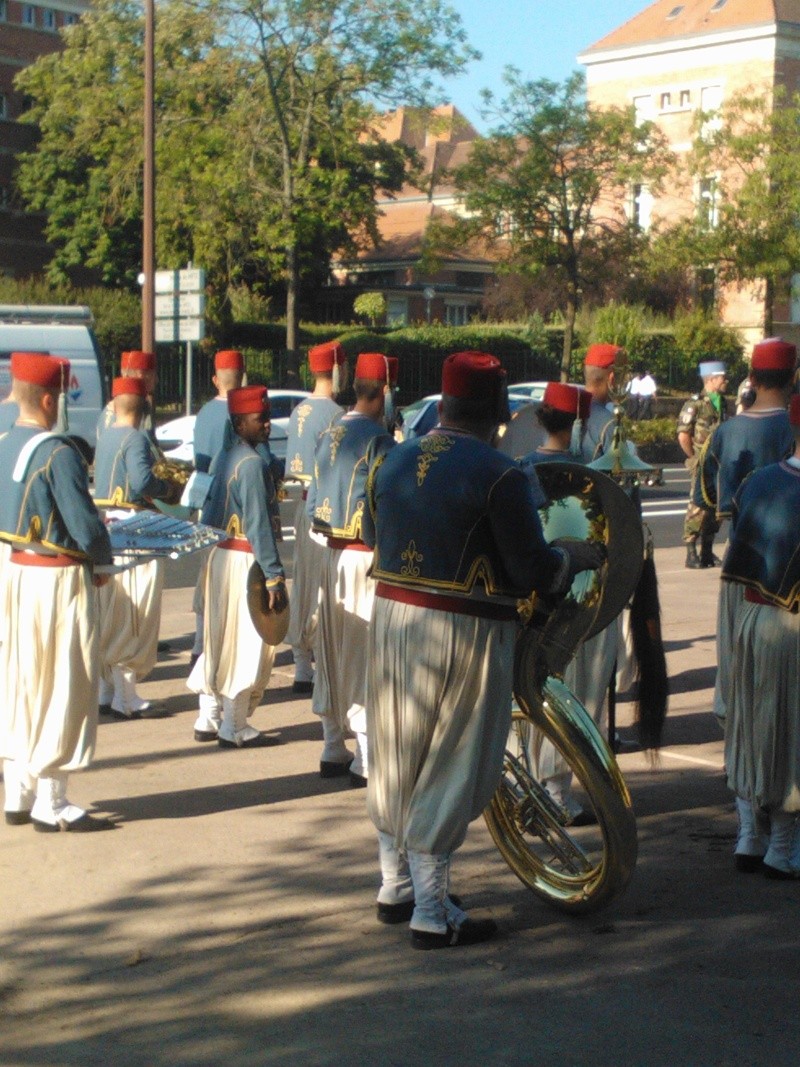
[309,341,346,374]
[442,351,505,399]
[386,356,399,385]
[544,382,592,421]
[123,350,157,372]
[112,376,147,399]
[215,349,244,372]
[585,344,622,369]
[11,352,70,389]
[355,352,391,382]
[228,385,270,416]
[790,393,800,427]
[751,337,797,371]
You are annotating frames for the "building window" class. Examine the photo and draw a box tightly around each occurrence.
[0,1,7,22]
[666,5,684,18]
[386,296,408,326]
[700,84,723,137]
[710,0,728,10]
[445,303,469,327]
[698,177,718,228]
[0,94,6,120]
[22,4,35,25]
[64,12,78,24]
[633,94,653,126]
[630,184,653,232]
[43,8,56,30]
[660,92,671,110]
[680,89,691,107]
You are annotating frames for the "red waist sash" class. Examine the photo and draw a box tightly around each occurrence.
[11,550,80,568]
[375,581,518,621]
[218,537,253,553]
[745,587,798,613]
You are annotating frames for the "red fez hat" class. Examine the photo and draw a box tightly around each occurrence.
[112,376,147,399]
[386,356,399,385]
[355,352,391,382]
[309,341,346,374]
[10,352,70,390]
[124,350,157,372]
[441,351,505,399]
[751,337,797,371]
[215,349,244,372]
[789,394,800,427]
[544,382,592,421]
[585,344,622,369]
[228,385,270,416]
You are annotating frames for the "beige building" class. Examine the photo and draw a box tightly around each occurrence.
[580,0,800,347]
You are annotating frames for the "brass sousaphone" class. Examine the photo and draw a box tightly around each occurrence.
[484,459,642,913]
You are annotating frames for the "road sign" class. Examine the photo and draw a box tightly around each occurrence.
[154,268,206,294]
[155,318,205,343]
[155,293,205,319]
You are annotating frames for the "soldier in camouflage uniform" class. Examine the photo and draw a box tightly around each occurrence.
[678,360,728,568]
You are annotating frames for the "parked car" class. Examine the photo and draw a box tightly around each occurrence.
[155,389,310,464]
[507,381,551,402]
[397,392,533,442]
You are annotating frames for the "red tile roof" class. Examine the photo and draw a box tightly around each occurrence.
[584,0,800,54]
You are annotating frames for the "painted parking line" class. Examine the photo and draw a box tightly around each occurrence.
[658,750,722,769]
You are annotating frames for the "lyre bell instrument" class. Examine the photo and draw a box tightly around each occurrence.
[106,511,225,560]
[483,461,641,913]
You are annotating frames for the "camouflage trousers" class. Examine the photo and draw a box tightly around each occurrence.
[683,456,721,543]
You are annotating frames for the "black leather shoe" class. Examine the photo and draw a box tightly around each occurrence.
[4,810,32,826]
[194,728,219,743]
[568,808,599,827]
[411,917,498,950]
[218,732,281,749]
[763,862,799,880]
[735,854,765,874]
[349,770,368,789]
[292,680,314,695]
[102,707,142,721]
[320,758,354,778]
[377,894,463,925]
[32,812,117,833]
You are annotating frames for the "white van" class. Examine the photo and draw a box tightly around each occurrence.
[0,305,106,460]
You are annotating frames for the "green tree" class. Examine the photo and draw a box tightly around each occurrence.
[436,71,672,379]
[654,87,800,334]
[353,291,387,325]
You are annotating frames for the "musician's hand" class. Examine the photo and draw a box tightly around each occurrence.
[93,573,111,588]
[554,538,607,577]
[266,579,288,614]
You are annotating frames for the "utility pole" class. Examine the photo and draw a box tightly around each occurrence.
[142,0,155,351]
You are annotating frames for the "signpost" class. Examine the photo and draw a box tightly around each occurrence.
[154,267,206,415]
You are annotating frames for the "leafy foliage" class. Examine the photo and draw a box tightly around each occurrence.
[353,292,387,325]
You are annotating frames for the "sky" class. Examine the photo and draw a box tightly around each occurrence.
[440,0,650,128]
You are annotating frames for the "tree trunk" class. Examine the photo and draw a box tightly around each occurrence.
[561,292,577,382]
[764,276,774,337]
[284,241,300,387]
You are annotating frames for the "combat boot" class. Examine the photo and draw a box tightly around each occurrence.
[685,542,702,569]
[700,534,721,568]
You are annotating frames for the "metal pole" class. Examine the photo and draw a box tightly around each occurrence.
[186,339,193,416]
[142,0,155,352]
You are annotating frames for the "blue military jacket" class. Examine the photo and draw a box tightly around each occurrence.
[285,395,343,484]
[697,408,793,518]
[201,437,284,583]
[581,400,615,463]
[362,427,567,608]
[722,459,800,610]
[96,398,155,443]
[94,425,171,508]
[0,401,19,432]
[0,425,111,564]
[307,411,394,539]
[193,397,230,474]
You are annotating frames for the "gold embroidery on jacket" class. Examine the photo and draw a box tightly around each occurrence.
[416,433,452,486]
[400,540,423,577]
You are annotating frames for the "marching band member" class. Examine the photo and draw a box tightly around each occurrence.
[362,351,604,948]
[0,352,114,831]
[284,341,347,694]
[581,343,622,462]
[189,349,246,668]
[722,393,800,878]
[188,385,287,748]
[94,377,179,718]
[697,337,796,725]
[193,350,245,473]
[96,350,157,441]
[307,352,395,785]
